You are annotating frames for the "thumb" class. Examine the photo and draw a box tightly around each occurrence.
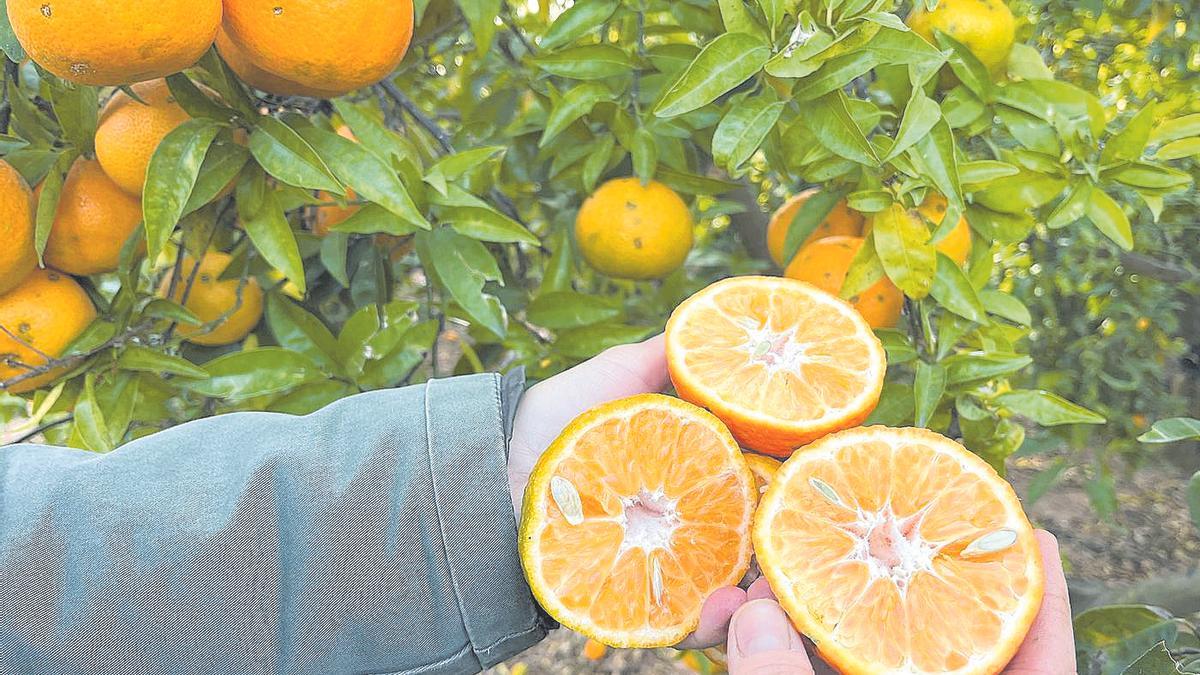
[726,599,815,675]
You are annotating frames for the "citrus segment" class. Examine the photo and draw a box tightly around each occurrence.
[754,426,1044,675]
[666,276,886,456]
[520,394,756,647]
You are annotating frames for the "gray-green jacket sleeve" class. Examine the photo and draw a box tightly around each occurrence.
[0,373,549,675]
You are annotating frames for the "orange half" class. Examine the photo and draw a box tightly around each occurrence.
[754,426,1044,675]
[520,394,757,647]
[666,276,886,456]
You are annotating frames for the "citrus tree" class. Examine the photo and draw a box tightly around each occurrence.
[0,0,1196,482]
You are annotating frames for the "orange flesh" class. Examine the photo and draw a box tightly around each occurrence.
[755,427,1043,674]
[522,395,755,647]
[672,276,888,422]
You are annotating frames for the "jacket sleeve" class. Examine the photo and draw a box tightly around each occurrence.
[0,373,548,675]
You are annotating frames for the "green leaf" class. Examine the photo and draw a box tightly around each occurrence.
[913,361,946,427]
[555,323,655,359]
[1125,643,1186,675]
[183,348,324,401]
[297,125,429,230]
[266,295,341,373]
[331,204,418,237]
[1006,43,1053,80]
[165,73,237,121]
[655,168,740,195]
[181,134,249,215]
[996,105,1059,155]
[319,232,350,287]
[440,205,538,244]
[758,0,786,39]
[1189,472,1200,535]
[1102,100,1157,164]
[1137,417,1200,444]
[249,116,343,193]
[1084,186,1133,251]
[808,91,880,166]
[142,119,222,259]
[712,98,785,173]
[790,50,878,100]
[360,320,438,390]
[885,90,940,161]
[0,3,26,61]
[527,292,621,329]
[1107,163,1193,190]
[1075,606,1179,675]
[929,253,986,322]
[958,160,1020,188]
[458,0,501,55]
[934,31,993,100]
[74,377,113,453]
[1045,180,1091,229]
[34,150,76,264]
[872,203,935,299]
[46,77,99,154]
[966,205,1035,243]
[534,45,633,80]
[944,352,1032,384]
[581,135,615,191]
[116,346,209,379]
[841,234,887,300]
[1154,137,1200,160]
[979,290,1031,326]
[415,228,507,337]
[780,187,844,266]
[269,381,358,415]
[1025,459,1067,506]
[425,146,506,188]
[141,298,201,324]
[998,79,1105,141]
[235,172,307,295]
[1149,113,1200,144]
[864,382,915,426]
[654,33,770,118]
[908,120,963,209]
[541,83,609,147]
[539,0,619,50]
[718,0,758,35]
[631,127,658,183]
[331,100,416,164]
[995,389,1105,426]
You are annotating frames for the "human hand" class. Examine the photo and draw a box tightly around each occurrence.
[508,333,748,648]
[725,530,1076,674]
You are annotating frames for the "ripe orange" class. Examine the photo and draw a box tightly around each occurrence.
[313,190,360,237]
[907,0,1016,73]
[665,276,886,457]
[0,160,37,296]
[744,453,781,497]
[159,251,264,346]
[784,236,905,329]
[94,80,192,196]
[221,0,415,96]
[520,394,756,647]
[766,189,864,268]
[575,178,694,280]
[214,28,344,99]
[43,158,144,276]
[6,0,220,85]
[754,426,1044,675]
[0,267,97,394]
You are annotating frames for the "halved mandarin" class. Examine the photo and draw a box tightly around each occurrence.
[519,394,757,647]
[754,426,1044,675]
[665,276,886,456]
[745,453,781,497]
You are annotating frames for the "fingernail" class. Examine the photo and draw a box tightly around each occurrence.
[733,600,798,657]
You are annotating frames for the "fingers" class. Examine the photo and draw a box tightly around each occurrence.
[747,576,777,601]
[676,586,747,649]
[1004,530,1076,674]
[584,333,669,397]
[727,600,815,675]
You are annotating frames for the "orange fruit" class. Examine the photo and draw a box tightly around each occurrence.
[214,28,344,99]
[6,0,220,85]
[159,251,264,346]
[665,276,886,457]
[43,158,144,276]
[575,178,694,280]
[744,453,781,497]
[221,0,415,96]
[919,194,973,266]
[313,189,360,237]
[784,236,905,329]
[0,160,37,296]
[519,394,756,647]
[581,638,608,661]
[766,189,865,268]
[754,426,1044,674]
[907,0,1016,73]
[94,79,192,196]
[0,268,97,394]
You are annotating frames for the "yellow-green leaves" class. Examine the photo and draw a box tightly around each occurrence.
[533,45,633,80]
[1083,186,1133,250]
[236,170,307,295]
[872,203,936,299]
[539,0,619,51]
[654,33,770,118]
[541,83,609,147]
[995,389,1105,426]
[249,117,343,193]
[143,119,223,259]
[712,96,784,174]
[808,91,879,165]
[415,228,507,337]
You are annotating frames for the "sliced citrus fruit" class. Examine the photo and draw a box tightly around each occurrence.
[520,394,757,647]
[744,453,781,497]
[665,276,886,456]
[754,426,1044,675]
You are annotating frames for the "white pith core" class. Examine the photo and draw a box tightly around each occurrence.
[618,488,681,555]
[741,323,810,373]
[844,504,939,594]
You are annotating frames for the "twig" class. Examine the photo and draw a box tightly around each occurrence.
[500,4,538,57]
[5,414,74,445]
[377,79,453,153]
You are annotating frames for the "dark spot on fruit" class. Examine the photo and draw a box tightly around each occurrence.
[633,238,643,249]
[17,322,31,334]
[625,201,637,210]
[935,203,946,214]
[40,4,51,17]
[273,6,284,15]
[46,272,60,282]
[877,294,886,302]
[824,272,833,280]
[200,274,212,284]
